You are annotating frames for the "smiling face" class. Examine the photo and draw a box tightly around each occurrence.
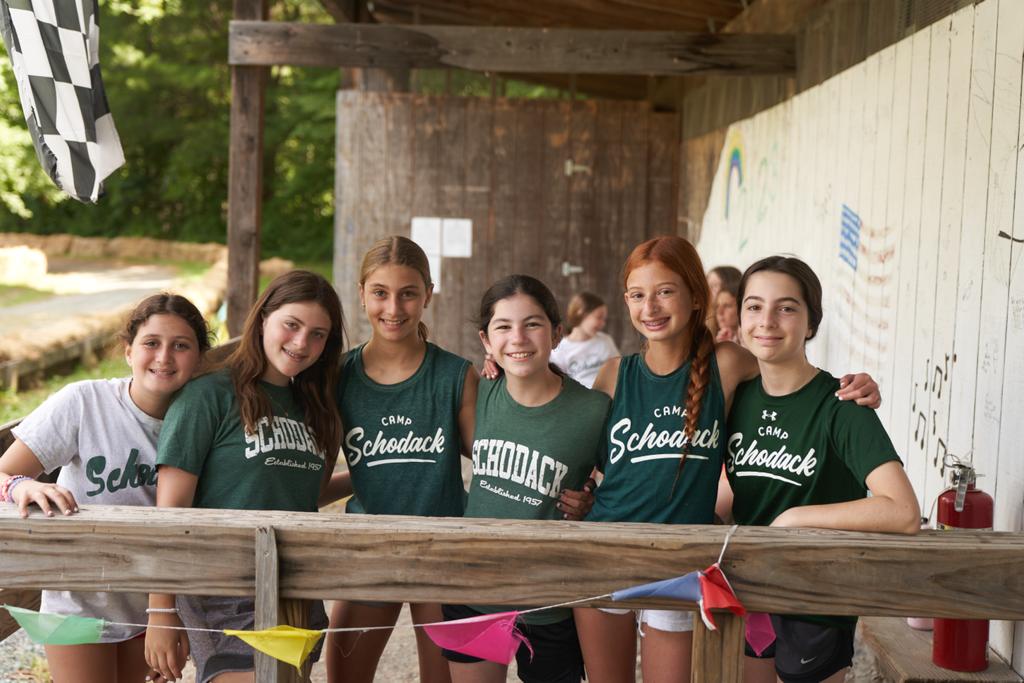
[360,264,432,343]
[126,313,202,399]
[624,261,698,344]
[740,271,812,365]
[261,301,332,386]
[479,293,560,380]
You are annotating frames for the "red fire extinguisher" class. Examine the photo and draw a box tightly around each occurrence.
[932,460,993,672]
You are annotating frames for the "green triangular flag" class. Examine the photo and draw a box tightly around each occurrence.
[3,604,105,645]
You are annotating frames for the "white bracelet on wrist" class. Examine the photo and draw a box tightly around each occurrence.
[145,607,179,614]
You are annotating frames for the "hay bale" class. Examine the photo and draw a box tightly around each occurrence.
[0,247,47,285]
[68,236,108,258]
[260,257,295,282]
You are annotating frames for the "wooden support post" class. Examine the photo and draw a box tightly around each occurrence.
[254,526,281,683]
[255,527,310,683]
[227,0,267,337]
[691,612,744,683]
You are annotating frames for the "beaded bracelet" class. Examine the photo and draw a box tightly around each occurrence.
[1,475,33,503]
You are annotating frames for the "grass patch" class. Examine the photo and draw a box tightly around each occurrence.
[0,284,54,308]
[0,354,126,424]
[258,259,333,293]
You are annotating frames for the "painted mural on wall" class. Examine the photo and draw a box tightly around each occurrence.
[697,0,1024,665]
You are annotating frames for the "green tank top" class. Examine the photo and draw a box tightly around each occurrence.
[337,342,470,517]
[588,352,726,524]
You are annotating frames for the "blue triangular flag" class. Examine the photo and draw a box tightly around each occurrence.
[611,571,701,603]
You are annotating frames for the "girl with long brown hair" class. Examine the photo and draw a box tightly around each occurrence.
[575,236,880,683]
[145,270,344,683]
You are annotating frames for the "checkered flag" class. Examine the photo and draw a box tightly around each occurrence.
[0,0,124,203]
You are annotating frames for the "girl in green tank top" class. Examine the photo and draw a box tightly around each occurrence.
[575,237,884,683]
[323,236,476,683]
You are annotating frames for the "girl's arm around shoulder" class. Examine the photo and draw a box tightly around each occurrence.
[458,365,480,458]
[592,356,621,399]
[714,340,757,412]
[771,461,920,534]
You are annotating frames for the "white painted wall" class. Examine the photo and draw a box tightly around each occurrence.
[698,0,1024,667]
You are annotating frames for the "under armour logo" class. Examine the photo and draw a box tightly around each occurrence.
[762,410,777,421]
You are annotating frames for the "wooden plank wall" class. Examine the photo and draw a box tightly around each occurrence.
[695,0,1024,667]
[680,0,977,140]
[333,92,679,360]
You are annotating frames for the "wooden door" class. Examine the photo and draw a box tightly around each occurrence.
[334,91,680,361]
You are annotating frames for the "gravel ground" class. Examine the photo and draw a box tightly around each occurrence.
[0,612,888,682]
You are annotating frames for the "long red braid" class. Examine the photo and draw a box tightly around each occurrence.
[622,236,713,495]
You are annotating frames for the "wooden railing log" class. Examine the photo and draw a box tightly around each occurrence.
[1,507,1022,620]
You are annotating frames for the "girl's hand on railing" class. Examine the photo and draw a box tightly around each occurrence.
[10,480,78,518]
[557,477,596,520]
[145,612,189,682]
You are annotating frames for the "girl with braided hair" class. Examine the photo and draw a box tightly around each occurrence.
[574,236,881,683]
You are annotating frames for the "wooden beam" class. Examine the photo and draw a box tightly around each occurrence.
[1,507,1023,620]
[227,0,267,337]
[229,22,796,76]
[692,613,744,683]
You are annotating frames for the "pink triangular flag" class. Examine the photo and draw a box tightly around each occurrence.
[423,611,531,665]
[745,612,776,656]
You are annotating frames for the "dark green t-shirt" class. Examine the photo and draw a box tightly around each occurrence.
[726,370,902,628]
[465,374,609,624]
[337,342,470,517]
[588,353,726,524]
[158,370,327,512]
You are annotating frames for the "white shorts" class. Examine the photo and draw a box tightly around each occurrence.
[598,607,695,633]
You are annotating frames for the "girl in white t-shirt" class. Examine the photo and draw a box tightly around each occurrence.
[549,292,619,389]
[0,293,211,683]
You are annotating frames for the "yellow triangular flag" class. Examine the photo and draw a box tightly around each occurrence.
[224,625,323,670]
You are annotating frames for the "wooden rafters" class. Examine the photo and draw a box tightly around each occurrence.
[364,0,747,32]
[229,22,795,76]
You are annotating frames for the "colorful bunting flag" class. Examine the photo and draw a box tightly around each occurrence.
[697,563,746,629]
[224,625,323,671]
[3,604,104,645]
[422,610,531,665]
[611,571,702,603]
[745,612,776,656]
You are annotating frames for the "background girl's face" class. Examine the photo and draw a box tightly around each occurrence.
[261,301,332,386]
[125,313,202,397]
[707,271,723,299]
[715,290,739,330]
[740,271,811,365]
[625,261,696,344]
[580,305,608,336]
[480,293,558,380]
[360,264,431,342]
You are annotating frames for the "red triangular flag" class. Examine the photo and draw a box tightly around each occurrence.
[697,563,746,629]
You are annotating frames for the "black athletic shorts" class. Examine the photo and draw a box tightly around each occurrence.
[744,615,854,683]
[441,604,584,683]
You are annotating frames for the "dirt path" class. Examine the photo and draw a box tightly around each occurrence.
[0,259,181,338]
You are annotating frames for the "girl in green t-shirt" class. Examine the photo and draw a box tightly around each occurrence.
[442,274,608,683]
[724,256,919,683]
[575,236,883,683]
[145,271,345,683]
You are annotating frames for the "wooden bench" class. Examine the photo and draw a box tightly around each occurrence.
[859,617,1022,683]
